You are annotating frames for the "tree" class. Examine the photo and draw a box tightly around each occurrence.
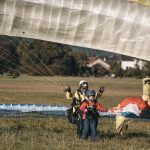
[111,61,123,77]
[143,61,150,77]
[0,37,88,76]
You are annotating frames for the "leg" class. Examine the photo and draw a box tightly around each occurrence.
[90,119,97,141]
[95,118,98,129]
[81,119,89,139]
[76,117,83,138]
[116,115,133,136]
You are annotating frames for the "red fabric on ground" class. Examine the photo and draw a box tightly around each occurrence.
[119,97,148,111]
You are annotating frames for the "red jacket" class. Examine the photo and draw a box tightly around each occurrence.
[79,100,108,119]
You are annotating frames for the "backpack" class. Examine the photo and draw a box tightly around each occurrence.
[65,107,77,124]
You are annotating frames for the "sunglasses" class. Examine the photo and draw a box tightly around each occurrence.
[81,87,87,89]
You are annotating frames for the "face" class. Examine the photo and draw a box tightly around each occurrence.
[80,86,88,94]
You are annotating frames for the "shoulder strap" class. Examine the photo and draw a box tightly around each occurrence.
[76,89,82,104]
[93,100,97,109]
[80,99,89,108]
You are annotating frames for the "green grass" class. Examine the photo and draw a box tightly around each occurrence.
[0,75,150,150]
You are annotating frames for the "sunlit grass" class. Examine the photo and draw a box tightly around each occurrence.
[0,75,143,107]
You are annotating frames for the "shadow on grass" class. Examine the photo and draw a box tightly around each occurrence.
[98,131,116,139]
[0,125,27,134]
[0,125,64,135]
[127,132,150,138]
[97,131,150,139]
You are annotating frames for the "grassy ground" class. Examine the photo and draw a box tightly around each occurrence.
[0,75,150,150]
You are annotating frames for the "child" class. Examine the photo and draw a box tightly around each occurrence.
[79,90,107,141]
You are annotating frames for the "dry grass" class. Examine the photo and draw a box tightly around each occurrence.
[0,75,143,107]
[0,75,150,150]
[0,118,149,150]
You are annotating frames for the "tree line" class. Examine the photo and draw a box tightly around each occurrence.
[0,36,87,77]
[0,36,150,78]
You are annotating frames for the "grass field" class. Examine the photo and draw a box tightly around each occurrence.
[0,75,150,150]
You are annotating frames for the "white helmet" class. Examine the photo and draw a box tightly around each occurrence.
[79,80,88,87]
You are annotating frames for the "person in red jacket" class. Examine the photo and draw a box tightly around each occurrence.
[79,90,107,141]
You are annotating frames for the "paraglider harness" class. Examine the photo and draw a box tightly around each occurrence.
[65,88,100,123]
[65,89,84,137]
[84,99,99,120]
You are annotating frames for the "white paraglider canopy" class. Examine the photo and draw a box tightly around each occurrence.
[0,0,150,61]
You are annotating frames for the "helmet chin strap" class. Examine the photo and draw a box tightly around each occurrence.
[81,89,86,95]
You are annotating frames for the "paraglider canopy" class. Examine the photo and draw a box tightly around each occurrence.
[0,0,150,61]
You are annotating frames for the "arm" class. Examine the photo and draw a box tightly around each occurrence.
[97,102,108,112]
[66,92,73,100]
[108,104,121,112]
[79,102,88,113]
[96,92,102,98]
[96,86,105,98]
[65,85,73,100]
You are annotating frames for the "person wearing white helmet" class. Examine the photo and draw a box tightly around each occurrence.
[64,80,105,138]
[65,80,104,112]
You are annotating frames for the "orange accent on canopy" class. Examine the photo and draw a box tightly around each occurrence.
[119,97,148,111]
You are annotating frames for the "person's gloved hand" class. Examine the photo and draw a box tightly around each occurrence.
[88,106,93,112]
[99,86,104,94]
[64,85,71,92]
[82,108,88,113]
[88,106,97,114]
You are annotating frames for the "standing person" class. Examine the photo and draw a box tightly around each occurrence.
[65,80,104,113]
[79,90,107,141]
[142,77,150,106]
[64,80,105,138]
[65,80,89,113]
